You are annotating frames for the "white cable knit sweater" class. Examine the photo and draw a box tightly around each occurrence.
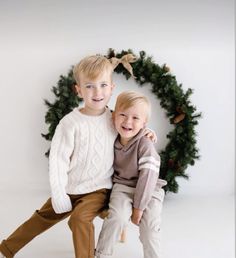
[49,107,117,214]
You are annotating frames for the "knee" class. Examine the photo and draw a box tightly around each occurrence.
[107,211,128,227]
[68,212,90,227]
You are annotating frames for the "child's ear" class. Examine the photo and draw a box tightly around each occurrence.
[75,85,82,98]
[111,83,115,92]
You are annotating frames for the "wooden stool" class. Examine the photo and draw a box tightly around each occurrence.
[99,209,126,242]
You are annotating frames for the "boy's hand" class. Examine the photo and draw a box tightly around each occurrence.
[131,208,143,225]
[143,128,157,143]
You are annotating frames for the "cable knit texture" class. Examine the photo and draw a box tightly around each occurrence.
[49,107,117,214]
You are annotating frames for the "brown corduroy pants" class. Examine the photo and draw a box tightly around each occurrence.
[0,188,110,258]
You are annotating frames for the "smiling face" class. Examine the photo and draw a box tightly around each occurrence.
[114,103,148,145]
[75,69,115,115]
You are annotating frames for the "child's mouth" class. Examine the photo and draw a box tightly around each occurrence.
[121,126,132,131]
[92,98,104,102]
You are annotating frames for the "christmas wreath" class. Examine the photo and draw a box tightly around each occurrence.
[42,49,201,193]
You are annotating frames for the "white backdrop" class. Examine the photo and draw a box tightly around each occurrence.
[0,0,234,197]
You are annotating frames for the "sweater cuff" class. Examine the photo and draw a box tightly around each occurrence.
[133,201,145,211]
[51,194,72,214]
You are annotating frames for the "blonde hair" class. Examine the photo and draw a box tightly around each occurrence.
[73,55,113,84]
[114,91,151,121]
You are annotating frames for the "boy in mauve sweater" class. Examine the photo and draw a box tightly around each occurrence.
[96,91,167,258]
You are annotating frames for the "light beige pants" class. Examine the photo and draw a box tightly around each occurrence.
[96,183,164,258]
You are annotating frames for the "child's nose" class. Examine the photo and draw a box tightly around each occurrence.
[94,87,101,94]
[125,117,132,123]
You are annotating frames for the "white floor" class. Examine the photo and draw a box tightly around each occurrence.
[0,187,234,258]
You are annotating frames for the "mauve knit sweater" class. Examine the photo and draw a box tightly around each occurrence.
[113,129,167,210]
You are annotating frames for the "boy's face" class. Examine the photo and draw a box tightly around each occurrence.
[114,103,148,144]
[75,70,114,115]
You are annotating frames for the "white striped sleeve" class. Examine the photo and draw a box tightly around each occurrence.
[133,137,161,210]
[139,155,160,173]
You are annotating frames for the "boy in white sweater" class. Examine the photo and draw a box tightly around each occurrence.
[96,91,167,258]
[0,55,118,258]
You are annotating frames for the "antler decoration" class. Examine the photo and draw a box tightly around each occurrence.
[110,54,137,78]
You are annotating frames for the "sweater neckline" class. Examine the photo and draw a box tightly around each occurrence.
[74,107,110,119]
[114,128,146,152]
